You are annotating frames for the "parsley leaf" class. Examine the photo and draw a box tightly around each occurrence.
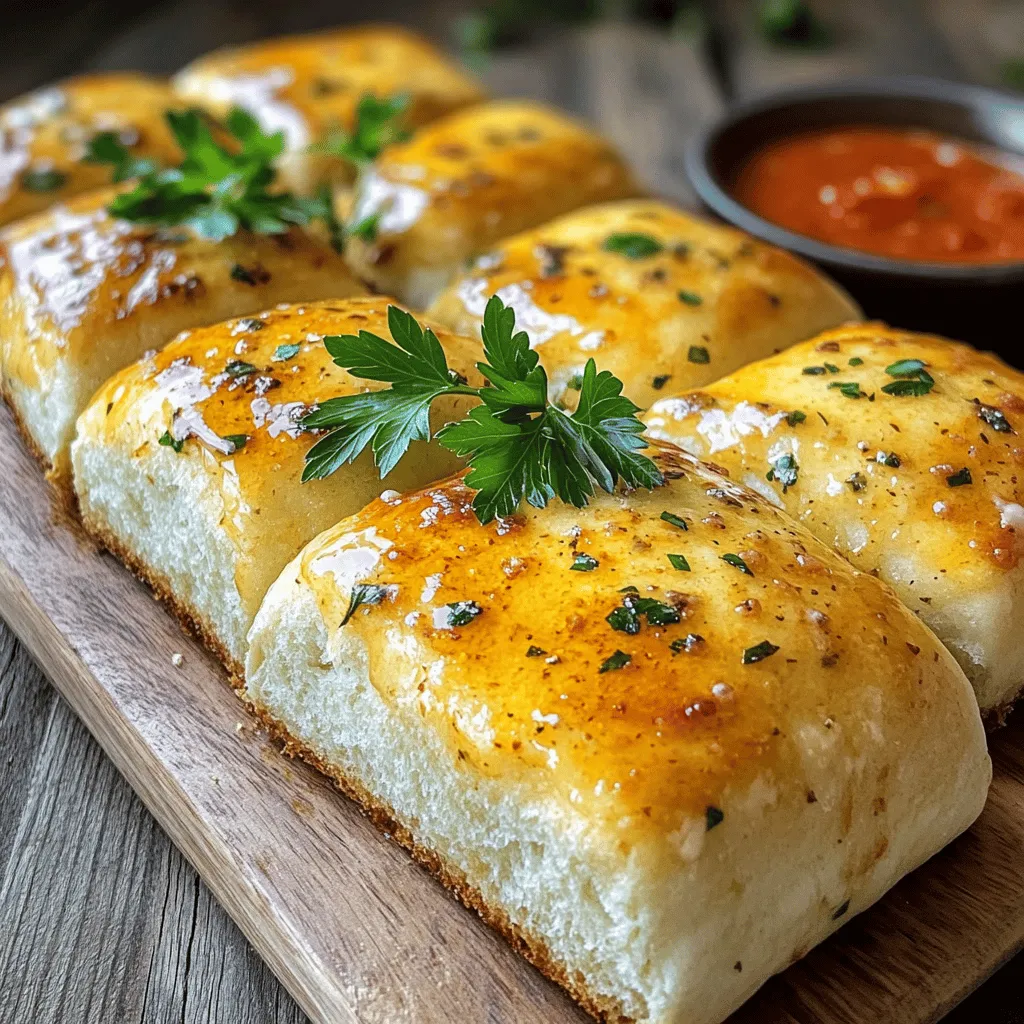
[21,167,67,192]
[107,107,333,241]
[667,553,690,571]
[786,410,806,426]
[705,806,724,830]
[158,430,184,452]
[273,343,301,361]
[687,345,710,364]
[828,381,865,399]
[678,290,703,306]
[766,452,798,491]
[977,402,1013,433]
[313,93,411,166]
[660,511,688,530]
[882,358,934,397]
[84,131,157,182]
[742,640,779,664]
[340,583,389,626]
[302,295,662,523]
[570,552,599,571]
[599,650,631,673]
[947,467,972,487]
[722,553,753,575]
[602,232,663,259]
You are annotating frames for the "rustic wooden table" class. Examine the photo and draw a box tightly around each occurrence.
[2,1,1023,1021]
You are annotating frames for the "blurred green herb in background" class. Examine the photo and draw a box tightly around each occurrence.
[758,0,830,48]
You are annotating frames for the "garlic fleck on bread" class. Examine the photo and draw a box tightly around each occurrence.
[173,25,485,194]
[0,73,183,228]
[342,100,641,308]
[0,188,365,479]
[428,199,860,408]
[71,298,482,673]
[244,446,990,1024]
[644,323,1024,718]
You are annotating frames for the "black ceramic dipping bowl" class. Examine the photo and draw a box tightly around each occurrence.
[685,77,1024,361]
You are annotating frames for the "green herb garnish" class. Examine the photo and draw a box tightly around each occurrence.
[223,434,248,452]
[348,212,381,243]
[828,381,865,399]
[802,366,826,375]
[882,358,934,397]
[107,107,332,241]
[722,553,752,575]
[225,359,258,377]
[667,553,691,571]
[786,410,806,426]
[526,645,547,657]
[84,131,157,182]
[570,552,599,572]
[831,900,850,921]
[446,600,483,627]
[847,472,867,492]
[759,0,830,47]
[602,232,663,260]
[273,343,301,361]
[687,345,710,364]
[599,649,631,673]
[660,511,688,530]
[158,430,184,452]
[706,806,724,830]
[607,594,680,634]
[313,93,411,166]
[340,583,389,626]
[766,452,798,491]
[652,374,671,390]
[848,356,863,366]
[301,296,662,524]
[947,467,972,487]
[742,640,779,664]
[881,452,901,468]
[21,167,67,192]
[823,362,840,374]
[678,290,703,306]
[670,633,704,653]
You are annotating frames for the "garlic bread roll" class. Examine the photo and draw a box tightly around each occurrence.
[644,324,1024,717]
[244,447,989,1024]
[71,298,481,673]
[343,100,641,308]
[0,188,365,479]
[0,73,183,228]
[428,199,860,408]
[174,25,485,194]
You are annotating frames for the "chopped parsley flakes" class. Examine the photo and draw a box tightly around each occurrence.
[225,359,258,377]
[446,600,483,626]
[670,633,704,653]
[660,510,688,530]
[882,358,934,396]
[742,640,779,664]
[977,401,1013,433]
[652,374,671,390]
[607,594,681,634]
[848,356,863,366]
[570,552,599,572]
[802,365,827,375]
[946,467,972,487]
[721,553,752,575]
[678,290,703,306]
[602,232,663,259]
[526,645,547,657]
[667,553,691,571]
[22,167,67,192]
[223,434,248,452]
[273,343,301,361]
[828,381,865,399]
[340,583,388,626]
[766,453,798,491]
[846,471,867,492]
[786,410,806,426]
[705,806,724,830]
[158,430,184,452]
[599,649,631,673]
[687,345,710,364]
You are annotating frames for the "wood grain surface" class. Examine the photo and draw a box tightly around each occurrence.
[2,2,1024,1021]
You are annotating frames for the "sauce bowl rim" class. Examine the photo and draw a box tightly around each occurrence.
[684,75,1024,284]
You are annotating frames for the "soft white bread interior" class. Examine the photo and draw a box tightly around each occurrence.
[427,198,860,408]
[244,446,990,1024]
[342,100,641,308]
[71,297,482,673]
[0,188,366,479]
[0,73,183,228]
[173,25,485,194]
[644,323,1024,718]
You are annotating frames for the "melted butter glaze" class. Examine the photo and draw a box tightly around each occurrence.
[295,447,959,841]
[644,324,1024,579]
[344,101,640,299]
[82,298,482,616]
[0,186,360,390]
[174,26,483,159]
[427,199,861,407]
[0,74,182,227]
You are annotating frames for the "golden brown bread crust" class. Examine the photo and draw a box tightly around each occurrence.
[78,505,244,679]
[244,696,633,1024]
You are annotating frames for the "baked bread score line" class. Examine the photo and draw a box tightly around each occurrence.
[242,447,991,1024]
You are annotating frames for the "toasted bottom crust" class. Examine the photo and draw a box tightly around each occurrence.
[78,506,244,679]
[243,694,634,1024]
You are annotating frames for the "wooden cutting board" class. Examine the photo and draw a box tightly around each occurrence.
[0,402,1021,1024]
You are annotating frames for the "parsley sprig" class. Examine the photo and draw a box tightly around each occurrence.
[312,93,411,166]
[107,108,331,241]
[85,132,158,182]
[302,295,663,523]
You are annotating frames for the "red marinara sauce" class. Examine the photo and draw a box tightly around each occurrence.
[733,126,1024,264]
